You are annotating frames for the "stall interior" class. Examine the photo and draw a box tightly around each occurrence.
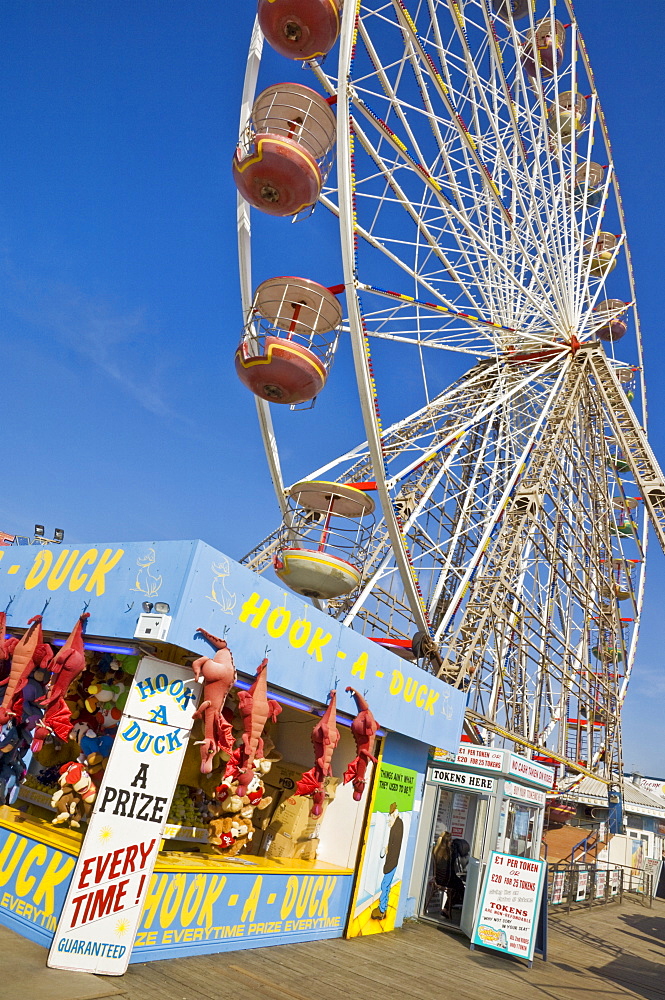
[6,621,374,878]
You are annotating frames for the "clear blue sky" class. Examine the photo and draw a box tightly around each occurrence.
[0,2,662,773]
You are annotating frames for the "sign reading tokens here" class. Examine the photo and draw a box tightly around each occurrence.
[48,657,200,976]
[428,766,495,792]
[471,852,546,962]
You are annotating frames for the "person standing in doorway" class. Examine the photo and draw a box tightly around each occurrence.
[433,833,470,919]
[372,802,404,919]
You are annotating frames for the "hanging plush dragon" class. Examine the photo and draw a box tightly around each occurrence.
[296,690,340,816]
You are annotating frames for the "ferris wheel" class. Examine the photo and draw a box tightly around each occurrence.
[233,0,665,787]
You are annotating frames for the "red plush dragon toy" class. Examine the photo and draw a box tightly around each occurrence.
[191,628,237,774]
[31,613,90,752]
[296,690,340,816]
[0,612,18,686]
[225,657,281,796]
[0,616,52,726]
[343,687,379,801]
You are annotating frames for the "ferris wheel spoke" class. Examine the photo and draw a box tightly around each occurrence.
[435,354,583,652]
[439,359,628,762]
[437,3,574,309]
[350,115,468,291]
[391,0,513,226]
[349,10,578,324]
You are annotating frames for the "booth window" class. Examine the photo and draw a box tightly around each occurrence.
[498,799,538,858]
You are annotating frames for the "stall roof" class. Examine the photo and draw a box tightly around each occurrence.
[562,775,665,818]
[0,538,466,750]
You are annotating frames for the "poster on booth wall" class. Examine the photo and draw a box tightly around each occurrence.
[346,761,418,937]
[630,838,645,874]
[471,852,546,962]
[48,656,201,976]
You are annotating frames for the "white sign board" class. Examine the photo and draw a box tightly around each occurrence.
[428,766,496,793]
[594,870,608,899]
[48,656,200,975]
[576,870,589,901]
[610,869,621,896]
[508,754,555,789]
[550,870,566,905]
[503,782,546,808]
[640,778,665,800]
[456,745,506,772]
[471,851,546,962]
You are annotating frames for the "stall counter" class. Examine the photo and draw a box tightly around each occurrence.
[0,806,355,961]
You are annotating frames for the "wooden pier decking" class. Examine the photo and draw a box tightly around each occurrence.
[116,896,665,1000]
[2,895,663,1000]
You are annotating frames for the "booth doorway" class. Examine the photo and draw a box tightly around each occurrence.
[420,785,488,928]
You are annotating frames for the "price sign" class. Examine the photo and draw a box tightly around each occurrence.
[595,870,608,899]
[471,852,546,962]
[550,871,566,905]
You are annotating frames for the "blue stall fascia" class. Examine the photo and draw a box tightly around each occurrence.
[0,815,76,947]
[0,539,466,750]
[0,812,356,960]
[130,866,355,962]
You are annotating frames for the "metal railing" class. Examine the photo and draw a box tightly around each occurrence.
[548,862,622,911]
[611,861,654,903]
[568,830,602,864]
[547,861,654,911]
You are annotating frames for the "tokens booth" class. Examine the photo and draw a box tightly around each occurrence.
[410,744,553,936]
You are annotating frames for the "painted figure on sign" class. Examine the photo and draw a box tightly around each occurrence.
[207,558,237,613]
[132,549,163,598]
[371,802,404,921]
